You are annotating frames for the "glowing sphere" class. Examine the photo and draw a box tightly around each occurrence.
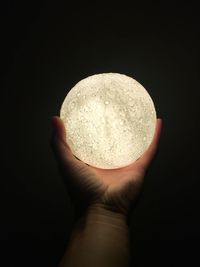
[60,73,156,169]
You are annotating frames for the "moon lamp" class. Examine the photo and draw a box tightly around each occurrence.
[60,73,156,169]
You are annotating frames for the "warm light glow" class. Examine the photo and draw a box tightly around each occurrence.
[60,73,156,169]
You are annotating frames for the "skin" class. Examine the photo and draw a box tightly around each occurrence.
[51,116,162,267]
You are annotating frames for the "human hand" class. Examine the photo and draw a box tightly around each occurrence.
[51,116,162,217]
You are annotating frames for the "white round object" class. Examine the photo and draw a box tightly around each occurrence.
[60,73,156,169]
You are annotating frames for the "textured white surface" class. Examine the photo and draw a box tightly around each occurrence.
[60,73,156,169]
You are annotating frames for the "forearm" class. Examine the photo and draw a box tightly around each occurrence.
[59,204,130,267]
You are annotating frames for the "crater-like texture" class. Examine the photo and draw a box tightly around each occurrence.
[60,73,156,169]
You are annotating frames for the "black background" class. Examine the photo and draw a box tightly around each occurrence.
[2,0,200,266]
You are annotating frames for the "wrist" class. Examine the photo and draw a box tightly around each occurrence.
[88,203,127,219]
[76,203,129,230]
[66,204,130,267]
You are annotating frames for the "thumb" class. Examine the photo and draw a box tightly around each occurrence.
[51,116,86,173]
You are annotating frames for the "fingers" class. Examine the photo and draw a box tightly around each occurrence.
[51,116,84,171]
[52,116,66,141]
[136,118,162,170]
[51,116,162,176]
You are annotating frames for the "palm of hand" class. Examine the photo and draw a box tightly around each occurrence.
[52,117,162,215]
[63,158,145,214]
[81,162,147,214]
